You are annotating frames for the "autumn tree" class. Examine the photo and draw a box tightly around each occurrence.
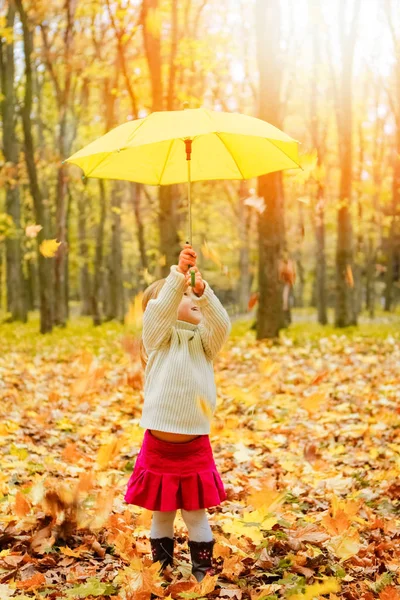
[0,0,27,322]
[15,0,54,333]
[255,0,285,338]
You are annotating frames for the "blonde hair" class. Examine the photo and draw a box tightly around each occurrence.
[140,278,167,369]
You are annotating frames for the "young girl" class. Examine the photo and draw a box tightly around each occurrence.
[124,243,231,583]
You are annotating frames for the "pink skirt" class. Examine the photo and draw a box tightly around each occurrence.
[124,430,227,511]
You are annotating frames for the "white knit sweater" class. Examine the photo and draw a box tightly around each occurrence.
[139,265,231,434]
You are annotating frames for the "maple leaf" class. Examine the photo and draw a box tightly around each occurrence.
[39,238,61,257]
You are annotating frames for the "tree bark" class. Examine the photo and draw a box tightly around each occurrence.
[142,0,182,268]
[92,180,106,326]
[383,0,400,312]
[384,130,400,311]
[78,182,91,315]
[40,1,76,327]
[333,0,361,327]
[106,182,125,322]
[238,181,251,313]
[159,185,181,277]
[255,0,285,339]
[309,0,328,324]
[0,2,27,322]
[131,183,148,273]
[16,0,54,333]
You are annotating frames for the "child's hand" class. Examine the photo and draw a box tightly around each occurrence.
[177,243,197,274]
[185,266,205,296]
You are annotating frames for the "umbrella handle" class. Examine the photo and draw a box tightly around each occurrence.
[186,240,196,287]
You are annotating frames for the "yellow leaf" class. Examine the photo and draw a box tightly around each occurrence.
[125,292,143,328]
[39,239,61,258]
[326,529,361,561]
[196,395,213,420]
[96,437,125,469]
[301,391,327,414]
[59,546,83,558]
[201,240,223,268]
[221,519,264,544]
[290,577,340,600]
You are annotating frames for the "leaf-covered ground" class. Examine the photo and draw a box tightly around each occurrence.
[0,316,400,600]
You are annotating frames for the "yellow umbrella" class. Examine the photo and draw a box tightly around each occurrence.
[65,107,301,285]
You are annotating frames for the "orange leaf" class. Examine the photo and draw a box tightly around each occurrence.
[345,264,354,287]
[14,491,31,517]
[380,587,400,600]
[248,292,259,310]
[16,572,46,590]
[62,443,87,464]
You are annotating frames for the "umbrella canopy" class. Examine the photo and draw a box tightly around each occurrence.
[65,107,301,185]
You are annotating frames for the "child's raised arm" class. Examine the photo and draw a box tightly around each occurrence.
[189,274,231,360]
[142,245,197,353]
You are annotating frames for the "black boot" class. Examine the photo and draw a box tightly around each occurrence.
[150,536,174,571]
[188,539,216,583]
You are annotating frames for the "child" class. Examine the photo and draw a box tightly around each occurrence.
[124,243,231,582]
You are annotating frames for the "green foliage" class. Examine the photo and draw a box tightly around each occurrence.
[65,577,118,598]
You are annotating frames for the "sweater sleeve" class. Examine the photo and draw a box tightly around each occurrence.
[190,281,231,360]
[142,265,186,353]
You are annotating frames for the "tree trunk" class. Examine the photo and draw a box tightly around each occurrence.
[334,0,360,327]
[384,132,400,311]
[54,155,69,326]
[106,182,125,322]
[131,183,148,274]
[78,183,91,315]
[159,185,181,277]
[309,0,328,325]
[315,186,328,323]
[0,3,27,322]
[366,235,376,318]
[92,180,107,326]
[238,181,251,313]
[16,0,54,333]
[142,0,182,268]
[255,0,285,339]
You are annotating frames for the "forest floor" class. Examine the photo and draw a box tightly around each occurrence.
[0,311,399,600]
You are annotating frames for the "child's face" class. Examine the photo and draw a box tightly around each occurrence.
[177,291,202,325]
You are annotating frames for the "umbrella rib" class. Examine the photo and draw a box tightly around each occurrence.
[215,133,245,179]
[158,139,175,185]
[84,151,120,179]
[265,138,302,170]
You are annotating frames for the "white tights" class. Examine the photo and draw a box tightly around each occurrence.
[150,509,213,542]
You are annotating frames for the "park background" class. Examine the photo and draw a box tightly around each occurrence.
[1,1,400,599]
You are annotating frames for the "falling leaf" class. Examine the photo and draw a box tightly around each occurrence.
[125,292,144,328]
[14,491,32,517]
[25,224,42,238]
[197,395,214,420]
[39,239,61,257]
[244,194,266,213]
[248,292,259,310]
[345,264,354,287]
[201,240,223,268]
